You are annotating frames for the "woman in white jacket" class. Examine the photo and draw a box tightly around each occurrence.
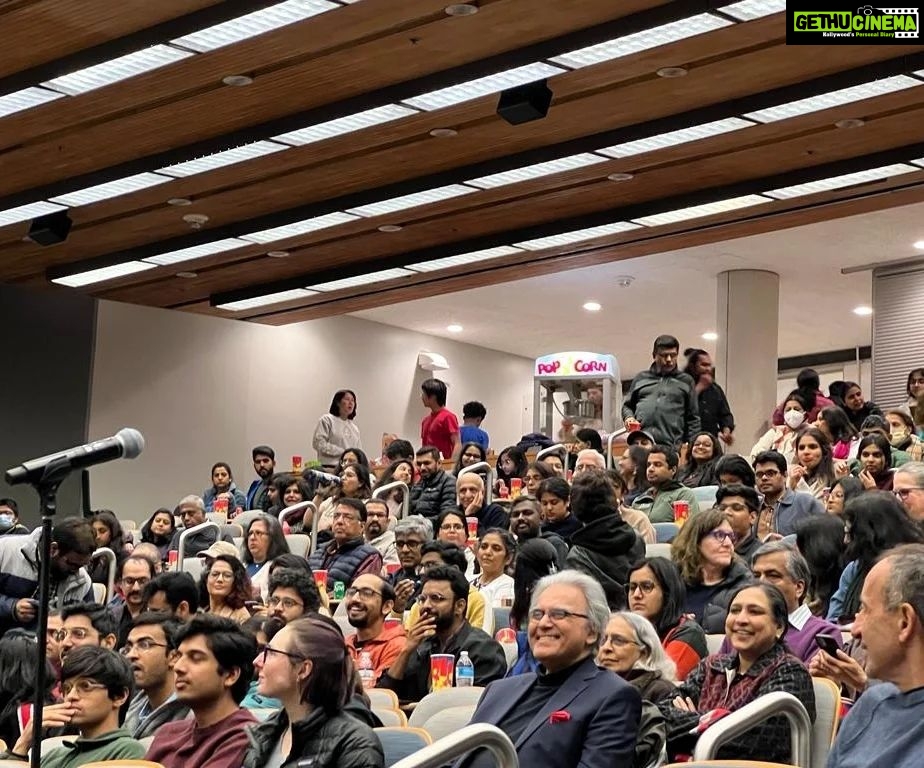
[312,389,362,469]
[748,393,807,467]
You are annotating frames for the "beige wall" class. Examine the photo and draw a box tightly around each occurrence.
[88,301,534,516]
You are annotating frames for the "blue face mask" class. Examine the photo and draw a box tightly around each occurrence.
[0,514,14,532]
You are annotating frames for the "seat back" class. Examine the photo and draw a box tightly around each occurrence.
[705,634,725,655]
[646,543,672,559]
[92,582,107,604]
[421,704,477,742]
[373,708,408,727]
[407,687,485,729]
[810,677,842,768]
[367,688,400,712]
[181,557,204,582]
[492,606,510,633]
[374,727,431,768]
[653,522,680,543]
[693,485,719,512]
[285,533,311,557]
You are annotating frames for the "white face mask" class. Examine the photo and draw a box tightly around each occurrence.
[783,409,805,429]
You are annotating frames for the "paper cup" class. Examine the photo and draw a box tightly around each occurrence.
[495,627,516,643]
[385,562,401,576]
[292,455,303,472]
[672,500,690,525]
[167,550,178,571]
[430,654,455,691]
[313,569,329,590]
[466,517,479,540]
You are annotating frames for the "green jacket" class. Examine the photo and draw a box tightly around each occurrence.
[40,728,145,768]
[631,481,700,524]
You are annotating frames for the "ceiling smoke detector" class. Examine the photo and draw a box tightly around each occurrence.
[616,275,635,287]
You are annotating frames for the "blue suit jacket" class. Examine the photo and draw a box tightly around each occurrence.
[463,656,641,768]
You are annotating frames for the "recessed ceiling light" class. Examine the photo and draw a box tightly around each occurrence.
[429,128,458,138]
[853,306,873,316]
[834,118,865,129]
[267,250,290,258]
[444,3,478,16]
[656,66,688,78]
[378,224,403,232]
[582,301,602,312]
[176,271,198,279]
[447,323,464,332]
[914,240,924,250]
[222,74,254,87]
[701,331,719,341]
[167,197,192,207]
[607,172,635,182]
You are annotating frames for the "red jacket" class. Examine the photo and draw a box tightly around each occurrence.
[346,621,407,686]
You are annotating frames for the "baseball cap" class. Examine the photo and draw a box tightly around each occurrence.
[197,541,240,560]
[626,429,656,446]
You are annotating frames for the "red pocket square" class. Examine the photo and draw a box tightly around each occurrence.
[549,710,571,724]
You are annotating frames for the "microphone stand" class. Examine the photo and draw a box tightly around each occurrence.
[27,456,73,768]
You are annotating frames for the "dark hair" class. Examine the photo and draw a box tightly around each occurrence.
[140,508,175,547]
[202,554,252,611]
[575,429,603,453]
[649,444,679,470]
[61,646,135,705]
[416,445,441,462]
[242,514,288,566]
[377,459,416,503]
[336,496,367,522]
[570,469,618,523]
[287,615,352,714]
[794,427,835,488]
[420,540,467,573]
[90,511,127,556]
[130,612,184,651]
[335,463,373,503]
[338,447,370,470]
[511,538,559,629]
[794,369,821,411]
[436,509,467,537]
[653,334,680,353]
[683,348,711,381]
[752,450,787,476]
[269,554,313,576]
[629,557,688,637]
[479,528,516,560]
[274,474,312,510]
[906,368,924,398]
[421,378,448,407]
[379,577,396,605]
[268,568,321,613]
[54,517,98,557]
[830,475,864,508]
[422,564,469,604]
[860,414,890,434]
[210,462,234,483]
[452,444,486,477]
[857,433,892,476]
[715,483,760,512]
[844,491,924,572]
[329,389,357,420]
[536,477,570,502]
[462,401,487,420]
[716,454,757,487]
[385,439,414,462]
[142,571,200,614]
[622,445,650,491]
[679,431,722,483]
[524,461,554,484]
[252,445,275,460]
[727,583,789,643]
[62,603,118,639]
[604,468,628,498]
[174,615,256,704]
[816,406,858,443]
[117,554,156,581]
[795,515,847,616]
[0,630,54,730]
[495,446,528,485]
[0,498,19,516]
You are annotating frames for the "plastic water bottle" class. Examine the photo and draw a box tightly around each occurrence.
[455,650,474,687]
[358,651,375,689]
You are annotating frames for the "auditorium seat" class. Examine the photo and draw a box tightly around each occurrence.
[374,727,431,768]
[408,687,484,731]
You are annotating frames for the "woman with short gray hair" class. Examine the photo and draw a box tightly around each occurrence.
[598,612,678,700]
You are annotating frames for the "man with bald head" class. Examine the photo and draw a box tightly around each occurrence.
[456,472,507,535]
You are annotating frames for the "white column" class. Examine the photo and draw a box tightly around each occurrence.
[715,270,780,449]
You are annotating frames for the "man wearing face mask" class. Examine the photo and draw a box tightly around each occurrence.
[0,499,29,536]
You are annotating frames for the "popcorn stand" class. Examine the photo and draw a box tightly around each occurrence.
[532,351,622,437]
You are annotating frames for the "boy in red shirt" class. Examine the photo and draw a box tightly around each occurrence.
[420,378,460,460]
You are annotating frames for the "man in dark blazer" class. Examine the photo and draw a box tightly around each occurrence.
[462,570,641,768]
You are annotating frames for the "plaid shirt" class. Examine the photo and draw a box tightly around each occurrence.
[660,643,815,764]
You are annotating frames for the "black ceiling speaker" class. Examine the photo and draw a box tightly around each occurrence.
[27,209,73,246]
[496,79,553,126]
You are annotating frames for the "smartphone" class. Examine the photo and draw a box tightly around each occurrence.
[244,601,264,616]
[815,633,840,656]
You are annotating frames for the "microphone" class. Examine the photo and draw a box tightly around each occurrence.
[4,428,145,486]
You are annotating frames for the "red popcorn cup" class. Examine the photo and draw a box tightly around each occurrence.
[430,654,455,691]
[313,569,329,590]
[167,550,178,571]
[385,562,401,576]
[495,627,516,643]
[510,478,522,499]
[292,455,303,472]
[214,497,229,514]
[672,500,690,525]
[465,517,479,541]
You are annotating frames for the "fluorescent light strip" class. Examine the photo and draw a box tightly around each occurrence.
[49,173,172,206]
[52,261,155,287]
[744,75,921,123]
[406,246,525,272]
[171,0,338,52]
[515,222,642,251]
[347,185,476,217]
[273,104,419,146]
[42,45,193,96]
[720,0,786,21]
[598,117,755,157]
[218,288,317,312]
[308,268,415,292]
[403,62,565,111]
[142,238,249,266]
[0,201,67,227]
[0,87,66,118]
[465,153,607,189]
[764,163,919,199]
[912,157,924,167]
[240,212,359,243]
[632,194,771,226]
[157,141,288,177]
[550,14,732,69]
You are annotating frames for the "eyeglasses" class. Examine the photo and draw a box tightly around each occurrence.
[120,577,150,588]
[602,634,641,648]
[627,580,657,595]
[717,503,750,513]
[62,680,108,697]
[755,469,781,479]
[417,593,450,604]
[268,596,304,610]
[248,529,268,538]
[332,512,359,522]
[395,539,423,549]
[54,628,96,642]
[528,608,590,622]
[261,646,306,665]
[893,487,924,500]
[345,587,381,599]
[121,638,169,654]
[208,571,234,581]
[439,523,465,532]
[705,530,739,545]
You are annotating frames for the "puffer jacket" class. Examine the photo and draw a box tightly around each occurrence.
[693,559,754,634]
[622,366,700,447]
[242,707,384,768]
[566,512,645,609]
[409,470,457,521]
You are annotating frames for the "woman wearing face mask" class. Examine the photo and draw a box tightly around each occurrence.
[884,409,924,461]
[749,393,808,467]
[0,499,29,536]
[855,433,894,491]
[769,368,833,426]
[789,428,836,499]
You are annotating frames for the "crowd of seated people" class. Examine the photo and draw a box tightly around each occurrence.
[1,351,924,768]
